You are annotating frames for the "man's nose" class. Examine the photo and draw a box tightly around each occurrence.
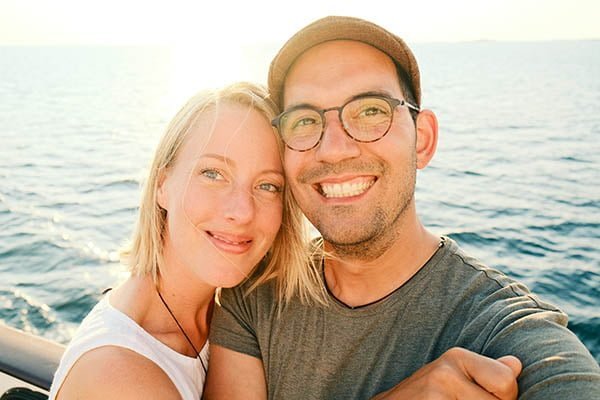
[315,110,361,163]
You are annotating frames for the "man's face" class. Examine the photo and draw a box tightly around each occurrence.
[282,40,419,254]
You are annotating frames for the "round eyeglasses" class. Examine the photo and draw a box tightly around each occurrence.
[271,94,420,152]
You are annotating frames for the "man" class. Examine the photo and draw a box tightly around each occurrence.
[205,16,600,399]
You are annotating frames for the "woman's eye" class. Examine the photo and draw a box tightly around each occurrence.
[200,169,224,181]
[257,182,282,193]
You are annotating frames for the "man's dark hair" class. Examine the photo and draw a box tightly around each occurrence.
[394,60,419,123]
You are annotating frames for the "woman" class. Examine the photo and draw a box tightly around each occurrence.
[48,82,320,399]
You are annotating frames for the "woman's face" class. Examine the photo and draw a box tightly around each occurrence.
[158,102,284,288]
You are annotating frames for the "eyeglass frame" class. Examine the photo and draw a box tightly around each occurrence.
[271,94,421,152]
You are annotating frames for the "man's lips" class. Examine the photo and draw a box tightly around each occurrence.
[315,176,376,199]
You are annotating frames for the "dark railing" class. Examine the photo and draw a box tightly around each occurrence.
[0,324,65,392]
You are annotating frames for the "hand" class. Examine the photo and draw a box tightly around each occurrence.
[371,347,522,400]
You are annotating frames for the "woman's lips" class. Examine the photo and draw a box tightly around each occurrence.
[206,231,253,254]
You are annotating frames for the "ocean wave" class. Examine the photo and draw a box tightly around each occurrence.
[448,231,563,260]
[0,223,120,267]
[528,221,599,237]
[567,317,600,364]
[447,231,496,246]
[0,288,78,345]
[557,154,594,163]
[0,237,64,259]
[0,287,56,333]
[533,269,600,309]
[52,287,102,324]
[79,177,140,194]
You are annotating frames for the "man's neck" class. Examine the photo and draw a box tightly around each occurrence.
[323,222,440,308]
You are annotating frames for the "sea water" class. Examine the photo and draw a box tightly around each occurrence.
[0,42,598,362]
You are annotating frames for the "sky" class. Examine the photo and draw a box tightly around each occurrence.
[1,0,600,47]
[2,0,599,107]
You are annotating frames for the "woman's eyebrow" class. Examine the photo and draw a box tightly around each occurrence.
[199,153,284,177]
[198,153,235,166]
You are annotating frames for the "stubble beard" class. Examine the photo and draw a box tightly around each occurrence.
[321,192,414,261]
[296,145,418,262]
[314,168,416,262]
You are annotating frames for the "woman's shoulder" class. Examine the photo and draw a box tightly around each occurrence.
[56,346,181,399]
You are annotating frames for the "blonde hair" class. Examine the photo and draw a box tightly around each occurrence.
[121,82,327,305]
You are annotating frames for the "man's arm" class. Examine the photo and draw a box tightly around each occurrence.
[203,344,267,400]
[481,308,600,399]
[204,345,519,400]
[372,348,521,400]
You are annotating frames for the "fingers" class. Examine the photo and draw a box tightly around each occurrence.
[454,380,506,400]
[375,379,500,400]
[446,348,520,400]
[372,348,521,400]
[497,355,523,377]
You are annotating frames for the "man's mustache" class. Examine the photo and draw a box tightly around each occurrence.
[296,159,385,183]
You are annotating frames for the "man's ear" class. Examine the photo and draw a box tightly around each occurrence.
[156,169,169,210]
[415,109,438,169]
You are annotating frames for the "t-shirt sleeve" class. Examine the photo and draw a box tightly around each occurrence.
[490,310,600,399]
[462,281,600,399]
[209,285,262,359]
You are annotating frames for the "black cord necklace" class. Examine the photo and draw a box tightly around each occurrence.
[156,287,208,375]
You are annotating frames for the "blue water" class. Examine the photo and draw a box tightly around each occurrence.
[1,43,599,363]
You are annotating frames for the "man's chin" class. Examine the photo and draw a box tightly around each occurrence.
[321,228,377,249]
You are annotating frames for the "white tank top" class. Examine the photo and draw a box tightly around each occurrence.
[49,293,208,400]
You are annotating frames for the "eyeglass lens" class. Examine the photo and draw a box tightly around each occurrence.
[280,96,394,151]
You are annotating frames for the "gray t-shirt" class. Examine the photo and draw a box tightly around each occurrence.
[210,237,600,399]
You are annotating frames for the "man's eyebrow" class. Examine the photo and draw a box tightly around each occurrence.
[349,90,396,101]
[285,90,398,110]
[284,101,318,111]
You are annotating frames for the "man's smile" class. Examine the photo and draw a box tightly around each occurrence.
[316,176,376,198]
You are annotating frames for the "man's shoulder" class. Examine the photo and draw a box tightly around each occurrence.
[437,237,562,312]
[440,236,521,291]
[438,238,564,315]
[218,259,279,310]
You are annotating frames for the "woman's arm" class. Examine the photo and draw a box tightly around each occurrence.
[203,344,267,399]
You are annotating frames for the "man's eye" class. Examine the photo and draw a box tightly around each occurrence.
[359,106,387,117]
[201,169,224,180]
[257,182,282,193]
[292,117,318,128]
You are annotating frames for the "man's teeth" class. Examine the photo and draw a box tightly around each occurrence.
[320,181,374,198]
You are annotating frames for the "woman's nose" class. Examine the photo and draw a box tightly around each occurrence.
[223,187,255,225]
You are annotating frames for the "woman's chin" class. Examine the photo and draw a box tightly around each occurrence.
[209,268,253,289]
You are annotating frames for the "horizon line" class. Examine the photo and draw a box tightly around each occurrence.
[1,37,600,47]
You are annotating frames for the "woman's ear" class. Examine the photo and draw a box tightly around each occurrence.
[156,169,169,210]
[415,109,439,170]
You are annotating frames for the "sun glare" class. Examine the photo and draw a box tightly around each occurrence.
[161,38,275,117]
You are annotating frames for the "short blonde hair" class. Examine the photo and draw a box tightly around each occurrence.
[122,82,327,305]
